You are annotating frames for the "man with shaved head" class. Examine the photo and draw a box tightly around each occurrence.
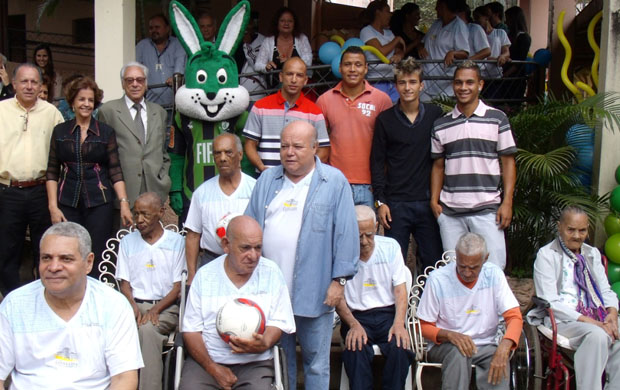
[246,120,359,389]
[185,133,256,284]
[116,192,186,390]
[180,215,295,390]
[243,57,330,173]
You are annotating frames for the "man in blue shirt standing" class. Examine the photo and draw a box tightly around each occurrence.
[245,120,359,389]
[136,14,186,124]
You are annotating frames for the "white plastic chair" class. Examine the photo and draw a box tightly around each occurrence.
[339,267,414,389]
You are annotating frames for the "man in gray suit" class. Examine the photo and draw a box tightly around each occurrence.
[99,62,171,216]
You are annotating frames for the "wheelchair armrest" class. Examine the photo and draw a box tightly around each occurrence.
[531,296,550,309]
[174,333,185,348]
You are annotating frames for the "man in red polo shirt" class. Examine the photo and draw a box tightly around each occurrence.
[242,57,329,173]
[316,46,392,207]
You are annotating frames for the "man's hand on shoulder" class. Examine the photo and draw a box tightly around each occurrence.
[488,338,513,385]
[345,322,368,351]
[378,204,392,230]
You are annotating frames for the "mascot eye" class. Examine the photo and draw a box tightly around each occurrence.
[216,69,228,84]
[196,70,207,84]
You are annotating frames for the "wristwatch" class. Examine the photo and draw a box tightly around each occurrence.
[375,200,384,208]
[334,277,347,286]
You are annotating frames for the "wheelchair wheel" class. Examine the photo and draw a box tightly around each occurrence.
[510,322,542,390]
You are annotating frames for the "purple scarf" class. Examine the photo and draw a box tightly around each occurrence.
[558,236,607,322]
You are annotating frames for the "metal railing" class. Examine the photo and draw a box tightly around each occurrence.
[158,59,543,109]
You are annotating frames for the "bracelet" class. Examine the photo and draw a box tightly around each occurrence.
[119,198,129,203]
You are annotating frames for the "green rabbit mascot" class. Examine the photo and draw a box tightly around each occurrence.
[168,0,250,221]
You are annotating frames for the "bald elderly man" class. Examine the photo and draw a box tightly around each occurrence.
[246,120,359,389]
[180,216,295,390]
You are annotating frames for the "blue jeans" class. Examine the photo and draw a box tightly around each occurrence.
[384,200,443,270]
[351,184,374,208]
[340,306,414,390]
[280,312,334,390]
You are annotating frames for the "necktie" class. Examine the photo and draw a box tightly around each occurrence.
[133,103,146,145]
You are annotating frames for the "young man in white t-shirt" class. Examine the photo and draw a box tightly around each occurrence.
[0,222,143,389]
[417,232,522,390]
[116,192,186,390]
[184,133,256,284]
[179,216,295,390]
[336,205,413,389]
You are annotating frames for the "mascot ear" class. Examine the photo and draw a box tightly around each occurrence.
[215,0,250,56]
[169,1,204,56]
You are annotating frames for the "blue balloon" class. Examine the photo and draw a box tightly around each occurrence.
[533,49,552,67]
[566,124,594,147]
[319,42,342,65]
[331,56,342,79]
[575,146,594,172]
[342,38,365,50]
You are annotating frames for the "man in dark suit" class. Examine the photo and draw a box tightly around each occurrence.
[98,62,171,219]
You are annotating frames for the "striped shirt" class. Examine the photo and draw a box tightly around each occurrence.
[431,101,516,215]
[242,91,329,169]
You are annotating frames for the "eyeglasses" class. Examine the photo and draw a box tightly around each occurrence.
[124,77,146,85]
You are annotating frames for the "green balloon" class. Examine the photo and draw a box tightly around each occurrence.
[616,165,620,184]
[612,186,620,214]
[612,282,620,299]
[609,264,620,285]
[605,233,620,264]
[605,214,620,237]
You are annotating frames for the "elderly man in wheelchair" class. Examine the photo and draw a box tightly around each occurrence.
[417,232,523,390]
[529,205,620,390]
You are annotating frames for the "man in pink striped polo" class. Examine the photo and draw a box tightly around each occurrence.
[429,60,516,269]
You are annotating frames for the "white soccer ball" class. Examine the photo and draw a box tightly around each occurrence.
[216,298,266,343]
[215,212,243,247]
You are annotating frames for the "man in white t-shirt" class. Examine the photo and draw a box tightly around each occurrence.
[185,133,256,284]
[336,205,413,389]
[116,192,186,390]
[417,233,522,390]
[0,222,143,389]
[419,0,471,101]
[179,216,295,390]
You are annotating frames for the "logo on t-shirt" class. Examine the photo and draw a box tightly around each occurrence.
[283,199,298,211]
[466,304,480,315]
[357,102,376,117]
[54,347,78,368]
[146,259,156,270]
[363,278,377,288]
[195,141,214,166]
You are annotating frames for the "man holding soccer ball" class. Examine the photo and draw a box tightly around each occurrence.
[179,216,295,390]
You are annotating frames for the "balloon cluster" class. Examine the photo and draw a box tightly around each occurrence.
[318,36,390,79]
[604,165,620,299]
[565,124,594,187]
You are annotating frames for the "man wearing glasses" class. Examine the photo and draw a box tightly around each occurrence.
[99,62,171,228]
[0,62,63,295]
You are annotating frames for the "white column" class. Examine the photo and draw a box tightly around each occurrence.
[95,0,136,102]
[593,0,620,246]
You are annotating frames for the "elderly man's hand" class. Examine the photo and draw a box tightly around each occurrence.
[488,339,512,385]
[446,330,477,357]
[324,280,344,307]
[229,333,271,354]
[140,309,160,326]
[388,323,410,349]
[345,322,368,351]
[207,362,237,390]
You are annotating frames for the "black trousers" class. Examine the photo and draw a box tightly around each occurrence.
[0,184,51,294]
[60,201,113,279]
